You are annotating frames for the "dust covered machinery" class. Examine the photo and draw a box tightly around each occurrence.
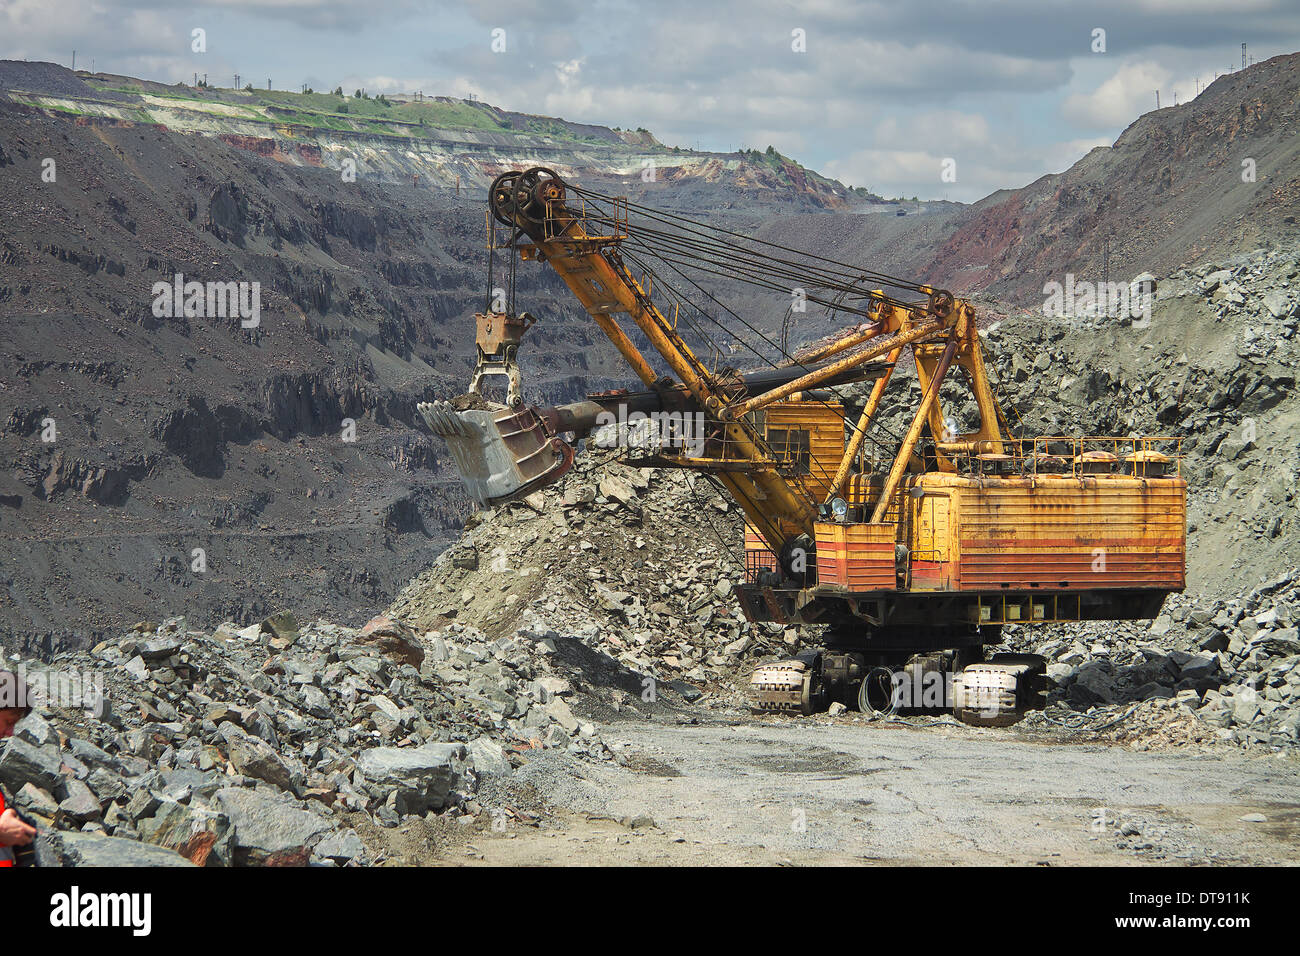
[420,168,1187,726]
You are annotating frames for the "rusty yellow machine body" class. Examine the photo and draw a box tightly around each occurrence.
[421,167,1187,726]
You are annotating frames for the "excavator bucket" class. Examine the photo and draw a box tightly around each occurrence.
[417,400,575,507]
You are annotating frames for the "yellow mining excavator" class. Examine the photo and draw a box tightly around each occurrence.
[419,167,1187,726]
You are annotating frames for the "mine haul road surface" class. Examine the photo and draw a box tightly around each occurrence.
[456,715,1300,866]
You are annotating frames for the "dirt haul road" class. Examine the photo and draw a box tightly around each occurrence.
[453,715,1300,866]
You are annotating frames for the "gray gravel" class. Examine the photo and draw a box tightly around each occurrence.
[542,716,1300,864]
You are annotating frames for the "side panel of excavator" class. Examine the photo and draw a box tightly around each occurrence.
[943,473,1186,591]
[741,454,1186,623]
[805,472,1186,594]
[741,399,1184,611]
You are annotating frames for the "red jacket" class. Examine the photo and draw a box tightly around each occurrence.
[0,789,12,866]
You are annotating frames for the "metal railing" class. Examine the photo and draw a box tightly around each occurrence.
[853,435,1184,480]
[543,194,627,242]
[745,548,779,584]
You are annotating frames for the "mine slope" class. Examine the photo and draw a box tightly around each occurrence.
[922,51,1300,303]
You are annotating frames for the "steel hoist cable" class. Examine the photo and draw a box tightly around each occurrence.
[569,184,933,298]
[620,243,910,458]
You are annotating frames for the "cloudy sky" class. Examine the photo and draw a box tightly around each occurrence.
[2,0,1296,201]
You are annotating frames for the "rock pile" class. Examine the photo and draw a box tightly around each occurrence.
[389,449,809,703]
[0,427,816,865]
[0,609,622,865]
[1004,568,1300,751]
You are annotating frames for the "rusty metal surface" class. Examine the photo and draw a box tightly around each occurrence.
[813,521,895,590]
[474,311,531,356]
[744,523,778,583]
[950,473,1186,590]
[810,470,1185,595]
[763,402,846,501]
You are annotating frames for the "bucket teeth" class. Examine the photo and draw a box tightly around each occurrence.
[417,400,470,438]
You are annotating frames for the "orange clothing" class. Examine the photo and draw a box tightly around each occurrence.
[0,788,11,866]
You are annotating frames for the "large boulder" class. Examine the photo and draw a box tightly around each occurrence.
[57,778,101,822]
[49,830,196,867]
[0,736,64,793]
[598,474,637,506]
[356,615,426,668]
[467,737,511,778]
[1068,662,1117,706]
[314,829,367,866]
[219,724,296,791]
[261,611,300,650]
[137,799,232,866]
[138,637,183,662]
[354,743,465,815]
[1230,689,1262,725]
[1262,290,1295,319]
[1179,654,1220,682]
[214,787,331,866]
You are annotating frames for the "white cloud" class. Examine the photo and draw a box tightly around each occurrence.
[1040,136,1114,173]
[821,110,1051,202]
[1,0,182,60]
[555,58,581,88]
[1061,60,1205,130]
[874,112,995,152]
[1063,61,1171,128]
[823,146,1044,204]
